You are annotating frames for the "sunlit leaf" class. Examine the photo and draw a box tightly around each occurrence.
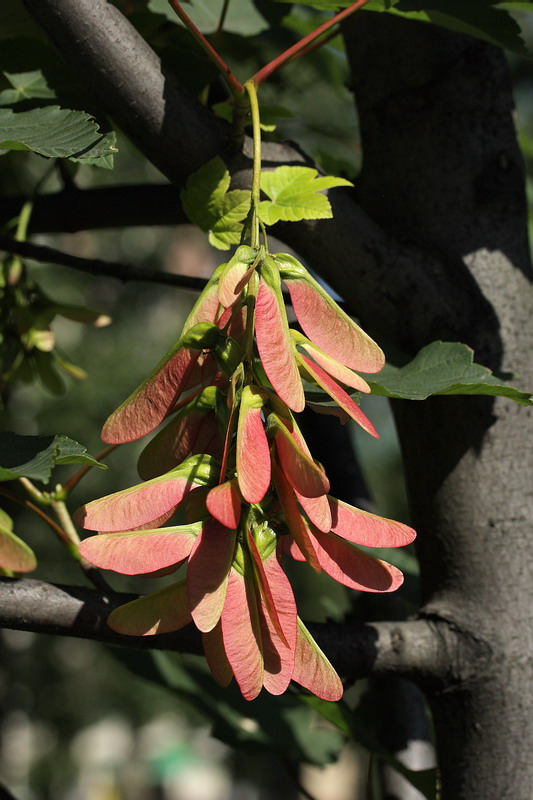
[369,341,533,405]
[259,166,352,225]
[180,156,250,250]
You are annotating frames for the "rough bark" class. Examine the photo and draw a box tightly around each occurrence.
[0,578,459,683]
[344,14,533,799]
[10,3,533,798]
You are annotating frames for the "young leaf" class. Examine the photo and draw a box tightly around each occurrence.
[180,156,251,250]
[108,580,192,636]
[0,432,106,483]
[259,166,352,225]
[368,341,533,405]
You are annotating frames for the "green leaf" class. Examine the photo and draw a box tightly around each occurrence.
[180,156,250,250]
[148,0,270,35]
[0,70,56,106]
[0,432,107,483]
[0,106,118,164]
[259,166,352,225]
[368,341,533,404]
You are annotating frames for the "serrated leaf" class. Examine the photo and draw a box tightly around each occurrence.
[181,156,250,250]
[69,129,118,170]
[0,432,107,483]
[368,341,533,404]
[0,70,56,106]
[259,166,352,225]
[0,106,118,164]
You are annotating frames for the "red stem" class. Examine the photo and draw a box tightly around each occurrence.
[286,26,342,64]
[167,0,244,96]
[0,487,70,543]
[252,0,370,87]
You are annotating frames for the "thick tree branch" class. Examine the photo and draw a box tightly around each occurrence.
[20,0,496,358]
[0,185,186,233]
[0,577,463,686]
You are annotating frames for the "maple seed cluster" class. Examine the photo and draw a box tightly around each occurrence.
[76,245,415,701]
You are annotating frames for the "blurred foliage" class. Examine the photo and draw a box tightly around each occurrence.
[0,0,532,797]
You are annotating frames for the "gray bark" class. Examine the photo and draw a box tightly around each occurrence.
[12,3,533,798]
[344,14,533,799]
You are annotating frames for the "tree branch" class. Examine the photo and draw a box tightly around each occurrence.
[0,185,186,233]
[0,577,465,686]
[20,0,497,358]
[0,235,208,292]
[20,0,226,187]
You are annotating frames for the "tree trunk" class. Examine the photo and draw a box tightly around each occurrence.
[344,15,533,799]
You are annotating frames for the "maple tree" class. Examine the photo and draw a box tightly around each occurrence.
[0,1,533,799]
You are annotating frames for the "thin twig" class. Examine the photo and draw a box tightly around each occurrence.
[0,487,69,544]
[0,235,208,292]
